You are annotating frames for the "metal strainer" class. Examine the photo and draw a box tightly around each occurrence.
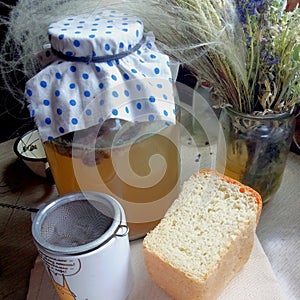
[32,191,127,255]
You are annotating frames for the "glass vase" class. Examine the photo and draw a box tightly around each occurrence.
[217,107,296,203]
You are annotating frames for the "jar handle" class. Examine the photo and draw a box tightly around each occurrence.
[115,224,129,237]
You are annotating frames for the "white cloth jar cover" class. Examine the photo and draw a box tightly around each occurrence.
[25,10,176,142]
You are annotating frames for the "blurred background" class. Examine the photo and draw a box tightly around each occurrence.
[0,0,33,143]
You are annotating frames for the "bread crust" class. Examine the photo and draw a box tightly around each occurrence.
[198,170,262,223]
[144,221,256,300]
[143,169,262,300]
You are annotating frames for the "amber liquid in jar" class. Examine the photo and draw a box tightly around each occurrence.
[44,120,180,239]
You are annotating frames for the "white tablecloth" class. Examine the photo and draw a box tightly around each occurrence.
[27,235,286,300]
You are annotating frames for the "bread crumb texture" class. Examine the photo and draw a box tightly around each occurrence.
[143,169,260,281]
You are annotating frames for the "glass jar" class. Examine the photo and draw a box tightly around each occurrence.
[217,107,296,203]
[26,11,180,239]
[44,119,180,239]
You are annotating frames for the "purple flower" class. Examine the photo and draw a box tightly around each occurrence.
[269,58,280,65]
[246,35,252,47]
[236,0,273,24]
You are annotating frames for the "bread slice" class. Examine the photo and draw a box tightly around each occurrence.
[143,169,262,300]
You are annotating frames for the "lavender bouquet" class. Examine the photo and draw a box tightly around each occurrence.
[134,0,300,115]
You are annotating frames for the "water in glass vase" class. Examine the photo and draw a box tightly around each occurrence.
[217,107,295,203]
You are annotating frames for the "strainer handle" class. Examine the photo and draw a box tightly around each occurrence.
[115,224,129,237]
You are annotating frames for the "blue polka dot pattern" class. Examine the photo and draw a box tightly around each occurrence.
[154,67,160,74]
[48,11,144,58]
[45,117,51,125]
[70,99,76,106]
[112,91,119,98]
[73,40,80,47]
[43,99,50,106]
[148,114,155,121]
[84,91,90,97]
[25,11,176,142]
[71,118,78,125]
[40,81,47,88]
[149,96,156,103]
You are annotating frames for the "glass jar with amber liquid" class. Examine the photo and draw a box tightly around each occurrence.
[44,119,180,239]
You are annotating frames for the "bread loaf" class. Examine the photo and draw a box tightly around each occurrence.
[143,169,262,300]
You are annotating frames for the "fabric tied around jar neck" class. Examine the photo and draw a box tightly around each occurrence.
[25,11,176,142]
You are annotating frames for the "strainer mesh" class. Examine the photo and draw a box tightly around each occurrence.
[40,200,113,247]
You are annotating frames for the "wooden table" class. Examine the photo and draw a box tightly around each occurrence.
[0,138,58,299]
[0,137,300,299]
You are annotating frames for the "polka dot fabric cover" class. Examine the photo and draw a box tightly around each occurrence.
[26,11,176,142]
